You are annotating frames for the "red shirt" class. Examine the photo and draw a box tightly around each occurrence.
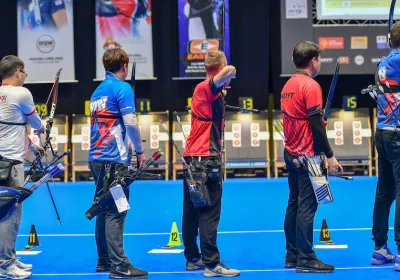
[280,72,323,157]
[184,79,225,157]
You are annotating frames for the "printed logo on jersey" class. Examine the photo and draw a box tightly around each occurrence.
[378,66,387,80]
[0,94,7,102]
[376,36,388,49]
[351,36,368,49]
[318,37,344,50]
[90,96,108,113]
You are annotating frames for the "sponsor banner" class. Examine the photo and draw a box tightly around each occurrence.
[354,55,364,65]
[371,57,383,64]
[376,35,388,49]
[321,57,334,63]
[95,0,154,80]
[351,36,368,49]
[178,0,230,77]
[17,0,76,82]
[318,37,344,49]
[338,56,350,64]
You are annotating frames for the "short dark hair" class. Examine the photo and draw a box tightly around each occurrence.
[102,48,129,73]
[0,55,25,80]
[390,22,400,49]
[292,41,321,68]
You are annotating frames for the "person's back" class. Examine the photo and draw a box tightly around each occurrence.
[0,85,36,162]
[184,78,224,158]
[376,50,400,130]
[281,72,323,157]
[89,73,133,165]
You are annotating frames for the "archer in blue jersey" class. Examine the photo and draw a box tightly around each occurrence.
[371,21,400,271]
[87,48,148,279]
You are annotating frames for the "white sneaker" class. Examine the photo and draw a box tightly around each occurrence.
[14,260,32,272]
[204,262,240,277]
[0,263,32,279]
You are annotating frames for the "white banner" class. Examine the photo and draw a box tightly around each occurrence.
[17,0,76,83]
[95,0,155,80]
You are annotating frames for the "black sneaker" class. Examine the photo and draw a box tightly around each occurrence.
[109,264,148,279]
[296,258,334,273]
[284,260,297,269]
[284,253,297,269]
[96,259,111,272]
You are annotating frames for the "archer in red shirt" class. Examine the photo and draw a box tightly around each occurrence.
[281,41,342,274]
[182,50,239,277]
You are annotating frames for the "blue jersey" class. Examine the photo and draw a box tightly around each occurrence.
[376,49,400,130]
[26,0,66,29]
[88,72,136,165]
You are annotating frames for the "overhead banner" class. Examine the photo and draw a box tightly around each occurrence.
[178,0,230,78]
[17,0,76,82]
[95,0,154,80]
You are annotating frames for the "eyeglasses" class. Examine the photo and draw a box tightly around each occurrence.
[18,69,28,78]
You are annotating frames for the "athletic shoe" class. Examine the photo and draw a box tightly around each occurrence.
[296,258,334,273]
[284,260,297,269]
[14,260,32,271]
[185,257,205,271]
[204,262,240,277]
[109,264,148,279]
[395,255,400,272]
[371,244,396,265]
[284,254,297,269]
[0,263,32,279]
[96,259,111,272]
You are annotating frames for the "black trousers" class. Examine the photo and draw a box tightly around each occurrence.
[372,129,400,251]
[89,161,133,267]
[283,149,318,261]
[182,156,222,268]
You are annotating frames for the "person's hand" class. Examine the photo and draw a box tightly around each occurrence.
[34,126,45,135]
[36,146,45,157]
[327,156,343,175]
[136,152,146,169]
[29,143,45,157]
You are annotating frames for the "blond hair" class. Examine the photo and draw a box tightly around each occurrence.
[205,50,226,75]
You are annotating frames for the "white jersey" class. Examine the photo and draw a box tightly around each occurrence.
[0,85,42,162]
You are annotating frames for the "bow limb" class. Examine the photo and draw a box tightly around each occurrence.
[323,59,340,122]
[389,0,396,49]
[38,68,62,225]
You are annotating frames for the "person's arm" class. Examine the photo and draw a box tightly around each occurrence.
[213,66,236,88]
[117,84,144,154]
[122,113,143,154]
[51,0,68,29]
[309,115,333,158]
[19,89,44,132]
[305,84,333,158]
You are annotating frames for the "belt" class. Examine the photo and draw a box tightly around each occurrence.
[379,84,400,93]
